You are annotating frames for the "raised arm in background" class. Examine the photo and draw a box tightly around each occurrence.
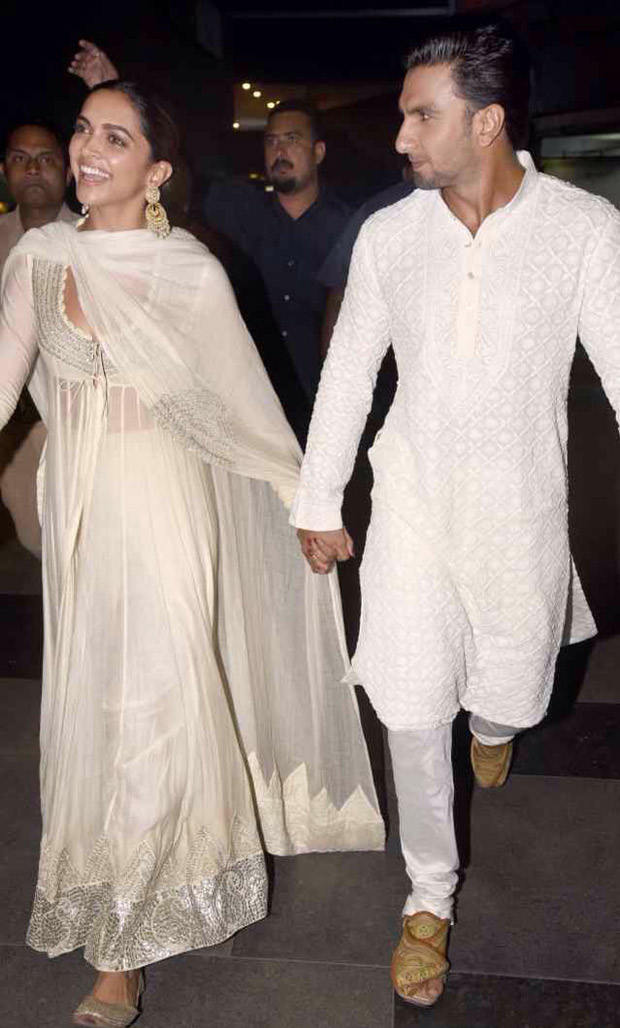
[68,40,119,89]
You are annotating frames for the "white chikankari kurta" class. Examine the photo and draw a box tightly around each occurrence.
[291,153,620,732]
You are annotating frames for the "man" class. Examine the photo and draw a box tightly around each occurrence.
[290,21,619,1008]
[0,121,75,275]
[0,122,76,557]
[204,101,351,436]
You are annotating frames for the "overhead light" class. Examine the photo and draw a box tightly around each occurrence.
[249,172,260,180]
[265,185,274,192]
[253,90,262,98]
[267,101,275,109]
[242,82,251,90]
[232,122,240,130]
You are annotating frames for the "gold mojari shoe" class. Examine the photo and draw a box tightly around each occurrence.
[71,972,144,1027]
[470,737,513,788]
[391,911,450,1008]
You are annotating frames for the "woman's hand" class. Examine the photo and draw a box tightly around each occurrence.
[68,40,119,89]
[297,528,354,575]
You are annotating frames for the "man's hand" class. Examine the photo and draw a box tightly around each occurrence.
[297,528,354,575]
[68,40,119,89]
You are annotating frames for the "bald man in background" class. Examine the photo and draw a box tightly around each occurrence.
[0,122,76,556]
[0,121,75,273]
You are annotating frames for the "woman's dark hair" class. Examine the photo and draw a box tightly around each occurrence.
[89,80,180,169]
[405,20,531,149]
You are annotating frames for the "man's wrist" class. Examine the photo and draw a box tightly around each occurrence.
[290,511,343,531]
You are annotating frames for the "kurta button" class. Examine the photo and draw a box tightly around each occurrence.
[467,271,475,279]
[284,294,290,301]
[282,330,288,338]
[287,259,295,267]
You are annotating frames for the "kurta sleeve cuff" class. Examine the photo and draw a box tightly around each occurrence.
[289,490,344,530]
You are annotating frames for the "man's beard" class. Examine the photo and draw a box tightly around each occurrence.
[411,171,441,191]
[269,158,298,194]
[272,176,298,194]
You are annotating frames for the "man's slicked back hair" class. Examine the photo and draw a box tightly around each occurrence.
[266,100,324,144]
[405,20,531,149]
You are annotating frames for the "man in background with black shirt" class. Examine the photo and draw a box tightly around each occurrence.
[205,101,351,439]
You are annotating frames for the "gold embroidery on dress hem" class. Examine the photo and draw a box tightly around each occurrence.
[27,819,267,969]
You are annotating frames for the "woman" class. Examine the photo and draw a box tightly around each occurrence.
[0,81,384,1027]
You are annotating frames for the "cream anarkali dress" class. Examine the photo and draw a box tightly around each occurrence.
[0,222,383,971]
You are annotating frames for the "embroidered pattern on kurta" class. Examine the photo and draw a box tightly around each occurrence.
[292,153,620,731]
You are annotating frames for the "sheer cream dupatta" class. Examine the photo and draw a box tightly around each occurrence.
[11,222,384,854]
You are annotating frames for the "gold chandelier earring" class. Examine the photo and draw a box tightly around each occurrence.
[145,184,171,238]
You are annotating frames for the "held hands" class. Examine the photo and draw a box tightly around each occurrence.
[297,528,354,575]
[68,40,119,89]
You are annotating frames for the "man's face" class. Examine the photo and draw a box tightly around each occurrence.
[395,64,478,191]
[264,111,325,194]
[2,125,68,210]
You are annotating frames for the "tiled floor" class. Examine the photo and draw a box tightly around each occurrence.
[0,534,619,1027]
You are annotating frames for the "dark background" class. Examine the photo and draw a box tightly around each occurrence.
[2,1,620,196]
[2,0,620,632]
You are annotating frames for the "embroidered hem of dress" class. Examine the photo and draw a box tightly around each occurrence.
[26,850,268,970]
[248,755,385,854]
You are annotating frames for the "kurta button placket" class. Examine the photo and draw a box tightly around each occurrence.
[457,236,483,358]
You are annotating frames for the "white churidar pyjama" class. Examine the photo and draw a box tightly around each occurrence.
[389,717,518,919]
[469,714,520,747]
[388,725,458,921]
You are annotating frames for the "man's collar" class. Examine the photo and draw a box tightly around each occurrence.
[14,200,75,233]
[510,150,538,209]
[438,150,538,234]
[477,150,538,229]
[273,188,323,222]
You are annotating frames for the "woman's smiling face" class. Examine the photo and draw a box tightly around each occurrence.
[70,88,166,224]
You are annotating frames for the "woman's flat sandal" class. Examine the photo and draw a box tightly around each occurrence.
[71,971,144,1027]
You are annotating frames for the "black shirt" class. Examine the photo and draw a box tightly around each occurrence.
[204,180,351,407]
[317,181,415,437]
[318,181,414,292]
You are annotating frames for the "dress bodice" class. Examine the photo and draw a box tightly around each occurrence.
[33,259,117,380]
